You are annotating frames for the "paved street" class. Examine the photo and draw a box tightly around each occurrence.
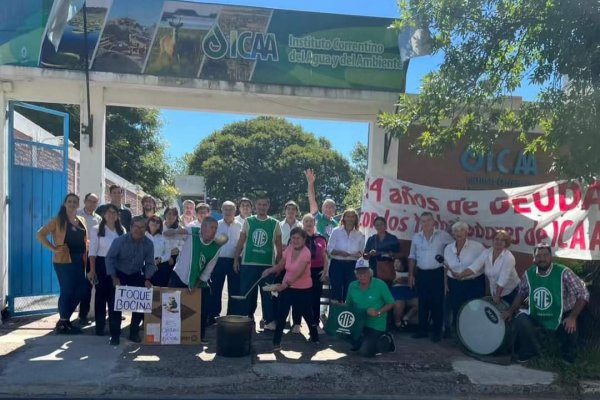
[0,312,591,400]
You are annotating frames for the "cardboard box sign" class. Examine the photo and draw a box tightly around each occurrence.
[144,287,202,345]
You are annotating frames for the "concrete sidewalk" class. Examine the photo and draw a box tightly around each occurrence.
[0,313,589,399]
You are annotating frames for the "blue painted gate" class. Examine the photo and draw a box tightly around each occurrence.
[8,102,70,315]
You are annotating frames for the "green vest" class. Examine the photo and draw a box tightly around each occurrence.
[189,227,222,288]
[526,263,566,330]
[242,216,278,266]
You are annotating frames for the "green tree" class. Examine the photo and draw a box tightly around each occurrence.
[379,0,600,181]
[15,103,175,201]
[105,106,174,202]
[344,142,368,209]
[187,117,353,216]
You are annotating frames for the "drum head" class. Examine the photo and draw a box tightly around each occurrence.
[457,298,506,355]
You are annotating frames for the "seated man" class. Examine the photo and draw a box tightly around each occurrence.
[502,243,589,364]
[345,258,395,357]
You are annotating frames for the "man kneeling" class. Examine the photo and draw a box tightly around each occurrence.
[502,243,589,364]
[346,258,395,357]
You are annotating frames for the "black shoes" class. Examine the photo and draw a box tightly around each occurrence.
[55,320,82,335]
[385,333,396,352]
[109,336,120,346]
[128,334,142,343]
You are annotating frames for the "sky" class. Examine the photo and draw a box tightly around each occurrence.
[160,0,540,162]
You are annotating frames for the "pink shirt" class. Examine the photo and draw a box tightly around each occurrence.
[308,235,327,269]
[283,246,312,289]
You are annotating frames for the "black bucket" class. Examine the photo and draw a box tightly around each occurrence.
[216,315,253,357]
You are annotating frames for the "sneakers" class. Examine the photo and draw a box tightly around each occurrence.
[291,324,301,334]
[317,326,325,335]
[263,321,276,331]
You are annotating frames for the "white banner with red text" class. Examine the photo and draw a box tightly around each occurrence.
[360,176,600,260]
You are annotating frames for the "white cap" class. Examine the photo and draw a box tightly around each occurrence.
[355,258,370,270]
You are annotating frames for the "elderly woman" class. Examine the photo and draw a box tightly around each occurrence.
[346,258,395,357]
[444,221,486,327]
[291,213,328,334]
[363,216,401,283]
[456,230,520,304]
[327,209,365,302]
[262,227,320,351]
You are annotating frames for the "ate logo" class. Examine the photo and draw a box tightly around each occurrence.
[337,311,355,329]
[252,229,268,248]
[533,287,553,310]
[198,254,206,269]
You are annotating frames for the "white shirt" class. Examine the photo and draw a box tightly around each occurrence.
[235,215,248,225]
[181,214,196,226]
[444,239,486,278]
[77,208,101,231]
[327,226,365,261]
[217,218,243,258]
[163,223,185,254]
[145,232,172,262]
[187,220,201,228]
[279,219,303,247]
[409,229,454,270]
[89,226,120,257]
[467,248,520,296]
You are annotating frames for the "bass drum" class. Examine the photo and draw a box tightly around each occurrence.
[457,297,510,356]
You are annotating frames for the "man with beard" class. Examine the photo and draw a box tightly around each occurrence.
[503,243,589,364]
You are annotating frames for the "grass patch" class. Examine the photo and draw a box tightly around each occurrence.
[529,342,600,387]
